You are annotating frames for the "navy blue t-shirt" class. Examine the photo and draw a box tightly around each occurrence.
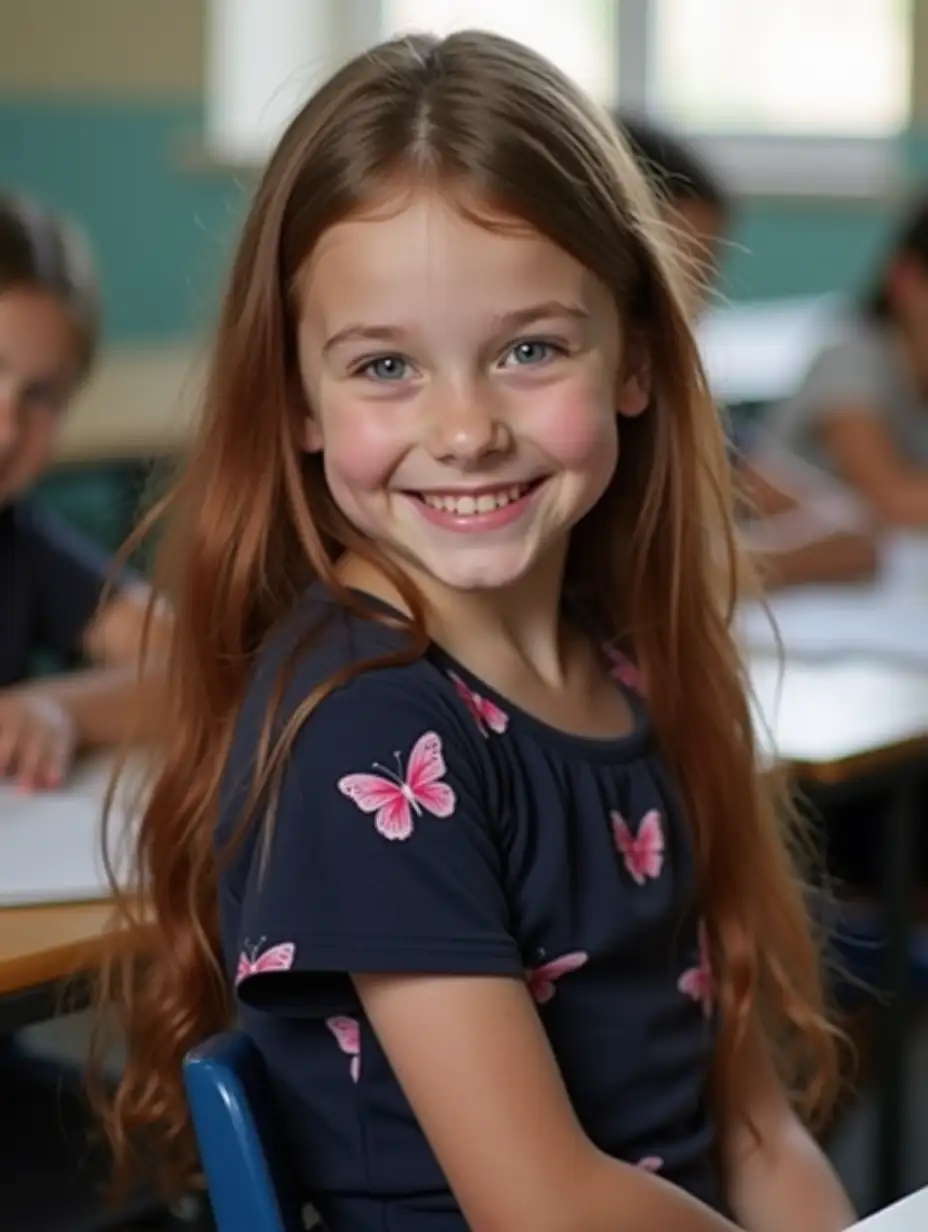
[0,498,121,688]
[217,588,722,1231]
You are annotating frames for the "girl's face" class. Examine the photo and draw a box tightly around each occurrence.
[0,286,81,504]
[296,187,649,600]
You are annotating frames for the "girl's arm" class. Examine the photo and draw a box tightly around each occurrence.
[737,457,879,590]
[59,583,170,745]
[356,971,742,1232]
[19,583,169,744]
[0,586,170,787]
[822,409,928,525]
[724,1021,855,1232]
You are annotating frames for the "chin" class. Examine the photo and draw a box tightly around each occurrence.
[409,544,552,595]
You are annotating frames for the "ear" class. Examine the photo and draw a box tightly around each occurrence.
[616,348,651,419]
[302,415,324,453]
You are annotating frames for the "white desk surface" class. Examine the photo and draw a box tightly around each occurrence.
[741,533,928,668]
[750,656,928,778]
[696,293,841,407]
[852,1184,928,1229]
[0,754,135,908]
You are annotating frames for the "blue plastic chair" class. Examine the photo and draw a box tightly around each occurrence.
[183,1031,309,1232]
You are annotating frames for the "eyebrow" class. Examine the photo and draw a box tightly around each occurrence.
[321,300,590,355]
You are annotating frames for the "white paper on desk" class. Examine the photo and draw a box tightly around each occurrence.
[738,590,928,665]
[850,1185,928,1229]
[0,755,138,907]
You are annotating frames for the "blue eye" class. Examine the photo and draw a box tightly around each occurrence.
[360,355,409,382]
[504,340,560,367]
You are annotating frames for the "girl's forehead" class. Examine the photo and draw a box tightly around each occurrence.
[296,186,605,326]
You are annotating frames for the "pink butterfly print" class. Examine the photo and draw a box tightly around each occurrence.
[637,1156,664,1173]
[337,731,456,841]
[526,951,589,1004]
[448,672,509,736]
[235,939,295,986]
[326,1016,361,1083]
[612,808,665,885]
[602,644,644,694]
[677,923,714,1017]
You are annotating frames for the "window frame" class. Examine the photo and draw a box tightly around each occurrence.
[201,0,913,197]
[616,0,910,198]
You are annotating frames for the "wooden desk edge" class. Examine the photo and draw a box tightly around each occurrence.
[0,911,155,999]
[782,733,928,787]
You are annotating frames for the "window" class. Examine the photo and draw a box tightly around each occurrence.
[204,0,347,164]
[382,0,618,105]
[203,0,913,194]
[651,0,910,137]
[634,0,912,196]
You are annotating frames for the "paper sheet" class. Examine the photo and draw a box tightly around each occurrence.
[0,755,136,907]
[739,589,928,665]
[851,1185,928,1229]
[739,532,928,664]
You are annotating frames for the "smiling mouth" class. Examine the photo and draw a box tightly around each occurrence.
[409,480,543,517]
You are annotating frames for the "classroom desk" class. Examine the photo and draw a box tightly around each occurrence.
[0,755,151,1034]
[752,655,928,1213]
[0,901,136,1034]
[740,534,928,669]
[751,656,928,777]
[696,292,840,407]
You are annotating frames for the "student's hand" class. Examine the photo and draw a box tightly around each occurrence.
[0,691,78,791]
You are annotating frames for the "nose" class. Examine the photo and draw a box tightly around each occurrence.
[427,382,511,467]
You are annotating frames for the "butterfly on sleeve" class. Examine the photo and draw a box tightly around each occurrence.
[235,939,296,986]
[337,730,457,841]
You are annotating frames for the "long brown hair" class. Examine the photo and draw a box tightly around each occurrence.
[95,29,840,1198]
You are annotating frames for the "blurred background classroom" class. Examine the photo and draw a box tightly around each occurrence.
[5,1,928,1229]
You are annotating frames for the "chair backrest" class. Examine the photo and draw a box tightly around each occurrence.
[183,1031,308,1232]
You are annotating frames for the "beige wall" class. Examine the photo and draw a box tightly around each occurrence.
[0,0,204,97]
[912,0,928,124]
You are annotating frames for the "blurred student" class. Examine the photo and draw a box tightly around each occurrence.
[0,195,168,792]
[771,194,928,526]
[619,115,879,589]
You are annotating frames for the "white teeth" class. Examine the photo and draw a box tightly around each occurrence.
[421,484,531,515]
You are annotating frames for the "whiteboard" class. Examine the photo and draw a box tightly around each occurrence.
[0,755,138,908]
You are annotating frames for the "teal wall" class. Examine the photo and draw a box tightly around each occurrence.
[0,97,916,341]
[723,202,891,303]
[0,98,246,343]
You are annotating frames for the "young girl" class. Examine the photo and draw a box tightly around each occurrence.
[772,193,928,526]
[618,114,878,591]
[0,194,168,791]
[0,195,170,1223]
[101,32,855,1232]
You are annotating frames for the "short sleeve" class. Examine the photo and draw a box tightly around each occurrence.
[233,673,523,1015]
[793,331,888,424]
[21,503,136,659]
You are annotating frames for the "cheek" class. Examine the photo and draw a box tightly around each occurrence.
[317,396,408,496]
[526,376,619,473]
[22,413,60,466]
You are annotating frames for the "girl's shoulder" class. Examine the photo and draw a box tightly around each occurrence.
[802,314,895,388]
[234,582,487,766]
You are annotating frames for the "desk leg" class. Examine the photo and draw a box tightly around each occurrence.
[874,772,919,1212]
